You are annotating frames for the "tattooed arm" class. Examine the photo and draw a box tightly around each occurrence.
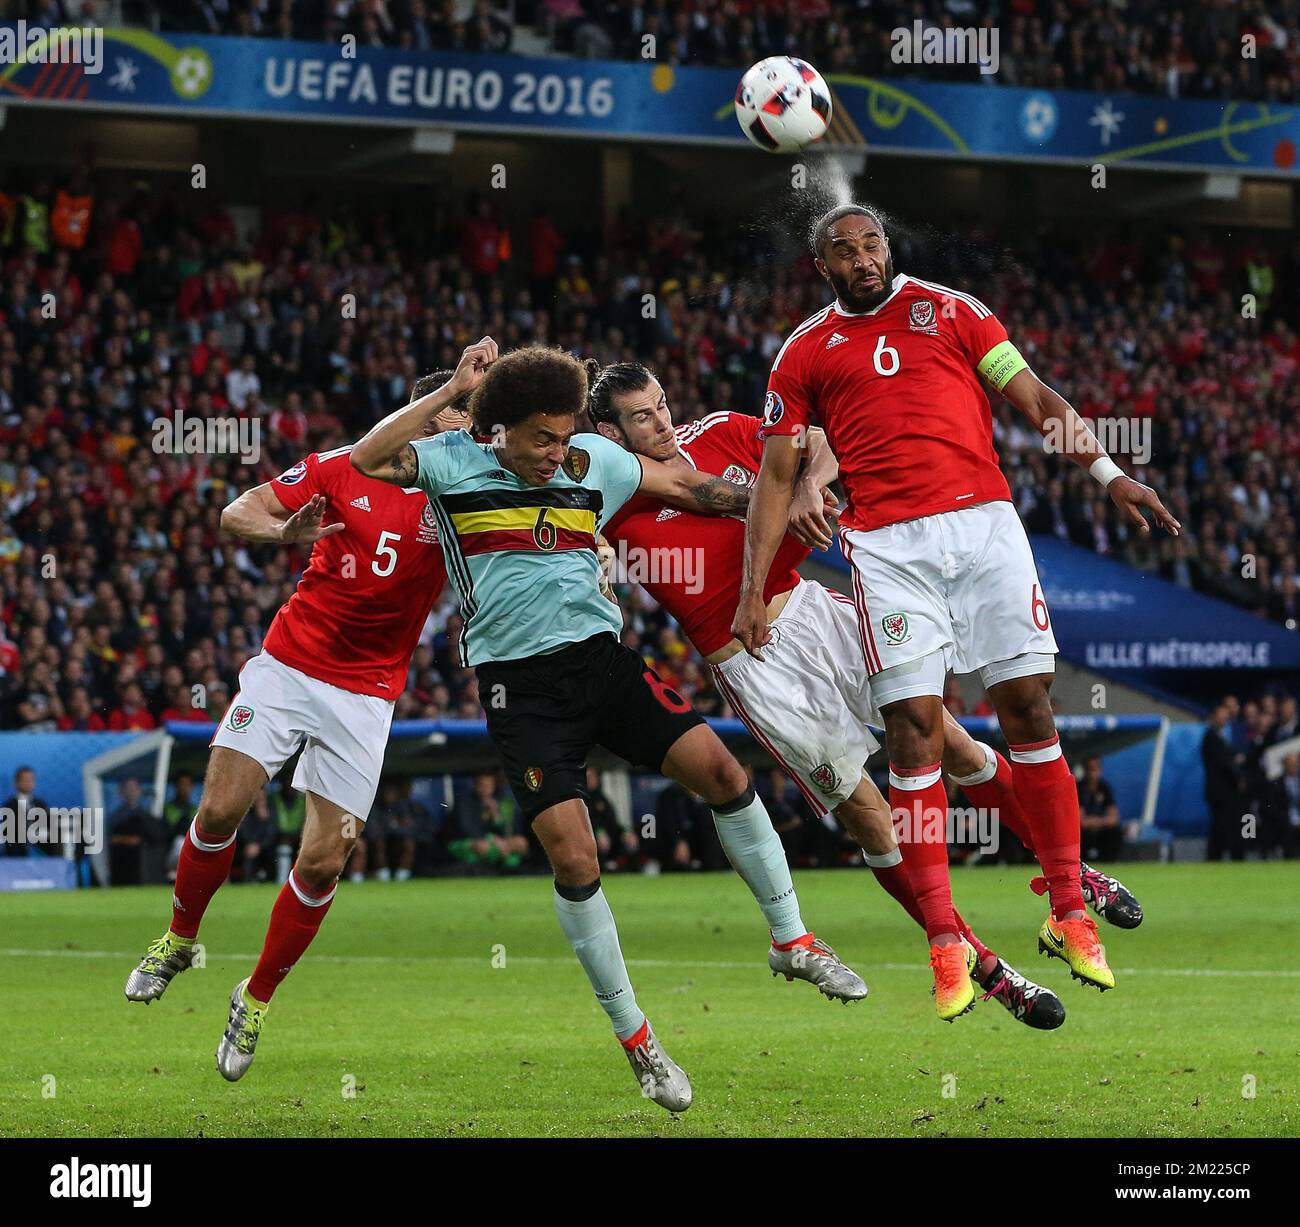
[636,455,750,515]
[351,336,497,484]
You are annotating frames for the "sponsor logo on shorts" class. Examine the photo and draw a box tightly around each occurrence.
[811,763,840,793]
[276,460,308,485]
[762,391,785,428]
[721,463,753,486]
[881,612,911,644]
[524,766,544,792]
[909,299,938,332]
[227,704,255,731]
[562,448,590,482]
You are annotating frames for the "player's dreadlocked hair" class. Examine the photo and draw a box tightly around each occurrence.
[410,369,471,414]
[584,360,654,429]
[810,203,886,259]
[468,346,588,435]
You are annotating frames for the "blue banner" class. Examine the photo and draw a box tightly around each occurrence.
[4,27,1298,175]
[818,532,1299,686]
[0,857,79,892]
[1030,536,1300,678]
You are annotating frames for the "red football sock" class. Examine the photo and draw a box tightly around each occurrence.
[865,850,925,929]
[953,907,994,968]
[866,846,996,968]
[889,762,958,941]
[170,820,237,940]
[247,867,337,1003]
[1009,736,1086,918]
[951,744,1036,856]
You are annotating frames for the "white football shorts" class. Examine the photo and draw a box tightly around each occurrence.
[839,499,1058,692]
[210,650,395,819]
[711,580,882,816]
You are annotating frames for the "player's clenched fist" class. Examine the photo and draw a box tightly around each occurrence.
[731,590,772,661]
[448,336,498,397]
[789,485,840,551]
[279,493,344,544]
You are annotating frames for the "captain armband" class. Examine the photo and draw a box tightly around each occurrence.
[976,341,1029,391]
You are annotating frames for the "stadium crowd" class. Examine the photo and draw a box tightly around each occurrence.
[127,0,1300,102]
[1200,690,1300,860]
[0,164,1297,873]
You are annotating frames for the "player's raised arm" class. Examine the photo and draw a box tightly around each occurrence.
[997,364,1181,538]
[221,486,344,545]
[635,452,750,515]
[351,336,497,484]
[732,433,804,660]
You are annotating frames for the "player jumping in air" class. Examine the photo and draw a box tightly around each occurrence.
[124,371,468,1080]
[592,361,1142,1028]
[350,339,866,1115]
[734,205,1167,1020]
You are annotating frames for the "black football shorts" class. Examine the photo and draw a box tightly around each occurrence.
[477,632,706,821]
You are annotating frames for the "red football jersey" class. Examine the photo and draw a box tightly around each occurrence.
[761,273,1012,532]
[260,446,447,699]
[603,412,808,657]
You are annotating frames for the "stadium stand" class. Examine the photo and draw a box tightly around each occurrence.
[126,0,1300,101]
[1,169,1298,741]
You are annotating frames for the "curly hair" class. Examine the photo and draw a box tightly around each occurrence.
[469,346,589,436]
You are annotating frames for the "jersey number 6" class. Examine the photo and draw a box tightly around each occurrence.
[873,335,900,377]
[533,508,557,551]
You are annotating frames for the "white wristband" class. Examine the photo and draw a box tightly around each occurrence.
[1089,456,1124,488]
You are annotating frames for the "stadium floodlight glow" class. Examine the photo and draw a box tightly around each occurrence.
[1203,173,1241,201]
[412,128,456,156]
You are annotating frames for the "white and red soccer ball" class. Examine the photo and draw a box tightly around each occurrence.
[734,56,832,153]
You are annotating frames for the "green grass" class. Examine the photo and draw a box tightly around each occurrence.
[0,863,1296,1138]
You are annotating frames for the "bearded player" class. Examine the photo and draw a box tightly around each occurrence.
[124,369,470,1080]
[734,204,1169,1019]
[593,361,1141,1027]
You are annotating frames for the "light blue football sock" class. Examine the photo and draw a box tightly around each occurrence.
[712,787,806,945]
[553,881,644,1042]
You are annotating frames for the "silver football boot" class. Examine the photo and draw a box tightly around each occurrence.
[124,932,195,1002]
[624,1021,693,1113]
[769,934,869,1003]
[215,978,268,1082]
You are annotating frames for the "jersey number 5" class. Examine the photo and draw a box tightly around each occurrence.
[373,531,401,577]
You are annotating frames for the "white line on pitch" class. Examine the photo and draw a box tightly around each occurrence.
[1,948,1296,978]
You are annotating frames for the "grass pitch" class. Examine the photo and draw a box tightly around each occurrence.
[1,863,1296,1138]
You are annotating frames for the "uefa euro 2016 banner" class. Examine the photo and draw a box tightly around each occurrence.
[2,26,1299,175]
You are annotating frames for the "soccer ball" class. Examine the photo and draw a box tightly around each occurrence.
[734,56,832,153]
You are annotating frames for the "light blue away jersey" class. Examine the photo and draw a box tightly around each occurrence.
[412,430,644,666]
